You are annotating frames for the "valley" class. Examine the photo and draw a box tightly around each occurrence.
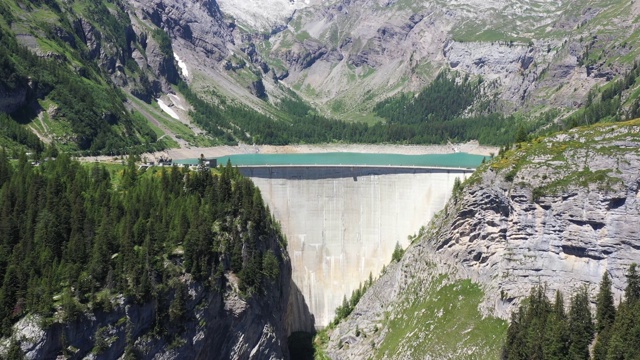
[1,0,640,358]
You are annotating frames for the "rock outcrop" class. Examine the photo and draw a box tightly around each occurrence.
[429,123,640,317]
[130,0,232,61]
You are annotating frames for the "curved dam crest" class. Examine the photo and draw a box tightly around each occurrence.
[239,165,474,328]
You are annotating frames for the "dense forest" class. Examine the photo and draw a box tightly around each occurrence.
[0,151,286,337]
[502,264,640,359]
[179,79,521,146]
[374,72,478,124]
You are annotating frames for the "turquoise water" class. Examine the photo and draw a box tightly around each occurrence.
[175,152,487,168]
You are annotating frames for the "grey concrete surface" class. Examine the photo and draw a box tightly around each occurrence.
[241,166,471,327]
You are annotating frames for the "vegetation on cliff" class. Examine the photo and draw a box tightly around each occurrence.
[0,152,287,341]
[465,117,640,199]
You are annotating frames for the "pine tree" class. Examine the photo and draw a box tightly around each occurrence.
[0,147,11,188]
[168,282,187,324]
[606,264,640,360]
[567,287,594,360]
[524,284,551,359]
[503,306,527,360]
[625,263,640,303]
[593,271,616,360]
[543,290,569,360]
[121,156,138,190]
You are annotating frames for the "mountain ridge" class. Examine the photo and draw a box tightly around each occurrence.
[321,119,640,359]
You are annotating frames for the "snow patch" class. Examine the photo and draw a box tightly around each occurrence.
[168,94,187,111]
[174,52,189,78]
[157,99,180,120]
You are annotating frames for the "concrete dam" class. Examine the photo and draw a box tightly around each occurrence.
[239,165,473,328]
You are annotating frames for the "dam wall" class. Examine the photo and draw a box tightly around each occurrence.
[240,166,473,328]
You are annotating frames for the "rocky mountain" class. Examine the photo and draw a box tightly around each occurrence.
[3,0,640,358]
[321,119,640,359]
[213,0,640,120]
[8,271,292,360]
[3,0,640,152]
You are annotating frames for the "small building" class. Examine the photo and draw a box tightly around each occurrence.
[202,158,217,168]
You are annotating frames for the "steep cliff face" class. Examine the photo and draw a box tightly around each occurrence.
[323,121,640,358]
[128,0,231,61]
[255,0,640,117]
[3,261,291,359]
[5,248,292,360]
[8,269,289,359]
[428,122,640,315]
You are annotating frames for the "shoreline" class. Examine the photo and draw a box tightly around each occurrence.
[81,141,498,163]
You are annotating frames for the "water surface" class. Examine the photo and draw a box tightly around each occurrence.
[175,152,487,168]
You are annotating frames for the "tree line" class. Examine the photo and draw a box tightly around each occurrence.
[179,78,518,146]
[0,151,286,336]
[502,264,640,359]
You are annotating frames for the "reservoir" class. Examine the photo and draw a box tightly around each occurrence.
[176,151,483,328]
[176,152,487,168]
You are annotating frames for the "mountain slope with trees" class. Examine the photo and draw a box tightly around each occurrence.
[6,0,640,155]
[0,154,292,359]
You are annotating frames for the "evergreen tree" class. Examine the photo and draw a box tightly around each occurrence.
[0,148,11,188]
[624,263,640,303]
[596,271,617,330]
[543,290,569,360]
[515,126,528,143]
[526,285,552,358]
[503,306,527,360]
[567,287,594,360]
[169,282,187,324]
[391,242,404,262]
[593,271,616,360]
[606,263,640,360]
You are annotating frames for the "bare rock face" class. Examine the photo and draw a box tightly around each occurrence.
[324,122,640,359]
[249,78,267,98]
[73,18,101,60]
[272,39,330,72]
[129,0,231,61]
[224,0,640,116]
[216,0,325,31]
[431,125,640,318]
[443,41,560,107]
